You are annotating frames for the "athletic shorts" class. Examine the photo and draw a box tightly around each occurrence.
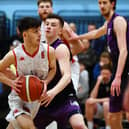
[6,90,40,128]
[34,96,82,129]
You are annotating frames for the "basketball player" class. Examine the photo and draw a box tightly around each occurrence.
[0,17,56,129]
[70,0,129,129]
[34,14,88,129]
[37,0,90,92]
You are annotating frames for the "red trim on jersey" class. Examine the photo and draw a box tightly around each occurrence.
[47,44,50,66]
[22,44,39,58]
[12,50,18,77]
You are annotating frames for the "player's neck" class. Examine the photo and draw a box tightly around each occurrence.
[105,10,114,22]
[47,36,59,45]
[23,42,39,55]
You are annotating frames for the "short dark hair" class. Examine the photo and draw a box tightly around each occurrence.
[17,17,41,36]
[100,64,113,73]
[100,51,111,61]
[109,0,117,10]
[37,0,53,6]
[46,13,64,28]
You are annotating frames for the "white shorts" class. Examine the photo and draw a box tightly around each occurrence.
[6,90,40,129]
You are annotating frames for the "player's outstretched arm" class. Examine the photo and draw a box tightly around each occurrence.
[69,23,107,41]
[62,22,84,56]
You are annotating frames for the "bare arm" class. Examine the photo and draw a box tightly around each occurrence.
[114,16,127,78]
[0,51,22,92]
[52,44,71,95]
[62,22,85,56]
[90,75,103,98]
[41,44,71,106]
[0,51,15,86]
[70,23,107,41]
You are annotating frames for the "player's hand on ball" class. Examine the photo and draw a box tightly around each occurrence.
[12,76,23,93]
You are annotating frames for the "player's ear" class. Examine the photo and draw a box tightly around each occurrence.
[58,28,63,36]
[23,31,26,38]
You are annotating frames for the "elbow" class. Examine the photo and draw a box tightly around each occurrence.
[120,48,128,58]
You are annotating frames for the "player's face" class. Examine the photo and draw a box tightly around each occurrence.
[25,27,41,46]
[38,2,53,20]
[98,0,113,17]
[101,69,112,83]
[45,18,62,39]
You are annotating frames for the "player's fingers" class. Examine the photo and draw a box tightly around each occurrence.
[116,86,121,96]
[42,83,47,95]
[14,87,21,94]
[111,86,115,96]
[40,98,49,106]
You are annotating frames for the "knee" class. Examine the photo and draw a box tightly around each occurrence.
[72,122,86,129]
[85,98,93,107]
[103,101,109,113]
[20,121,36,129]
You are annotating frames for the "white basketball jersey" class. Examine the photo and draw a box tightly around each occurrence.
[13,43,49,80]
[40,22,47,43]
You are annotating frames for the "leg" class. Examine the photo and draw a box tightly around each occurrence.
[85,98,97,121]
[109,112,123,129]
[69,114,87,129]
[109,95,123,129]
[6,123,14,129]
[16,114,36,129]
[103,101,111,129]
[85,98,97,129]
[55,96,87,129]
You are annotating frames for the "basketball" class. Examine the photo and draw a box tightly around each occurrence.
[18,75,43,102]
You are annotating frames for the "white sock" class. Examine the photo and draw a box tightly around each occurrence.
[106,125,111,129]
[87,121,93,129]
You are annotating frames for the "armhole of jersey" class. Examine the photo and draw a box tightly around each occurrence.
[47,44,50,66]
[12,50,18,77]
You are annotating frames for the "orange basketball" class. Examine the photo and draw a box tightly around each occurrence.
[18,75,43,102]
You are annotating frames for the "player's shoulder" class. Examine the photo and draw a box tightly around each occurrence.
[55,44,70,59]
[114,16,127,24]
[56,43,69,51]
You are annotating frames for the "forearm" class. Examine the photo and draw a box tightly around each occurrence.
[70,39,85,56]
[90,81,101,98]
[91,98,109,103]
[115,49,127,78]
[0,72,12,87]
[52,73,71,95]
